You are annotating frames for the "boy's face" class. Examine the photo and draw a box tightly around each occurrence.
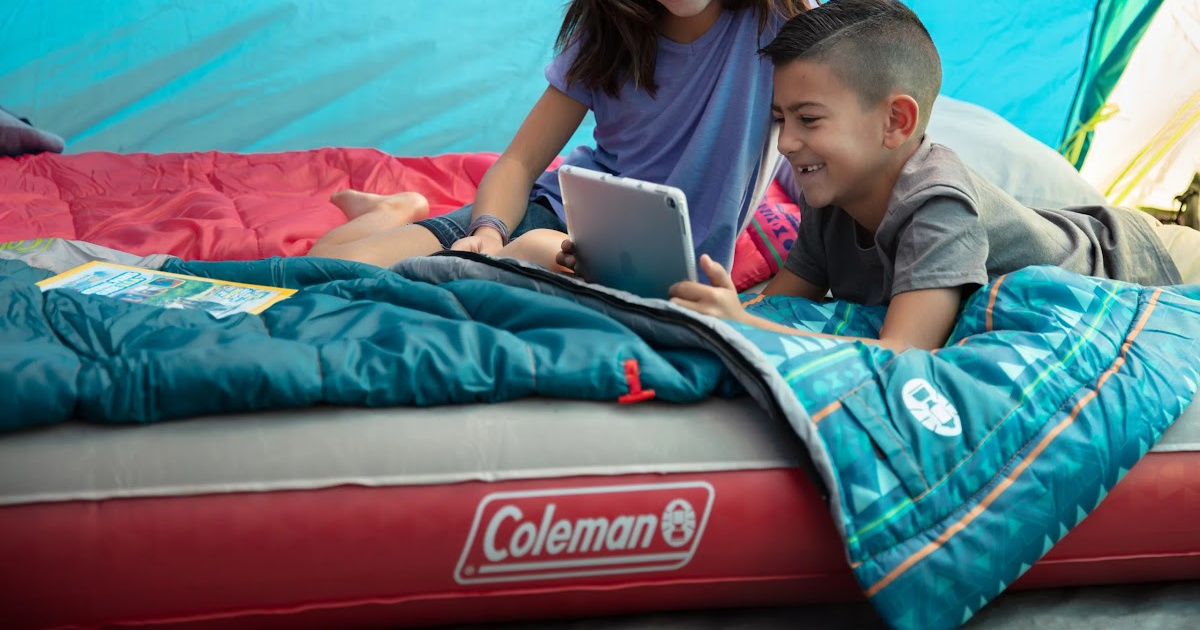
[771,59,890,210]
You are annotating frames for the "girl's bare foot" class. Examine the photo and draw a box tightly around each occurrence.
[330,190,431,222]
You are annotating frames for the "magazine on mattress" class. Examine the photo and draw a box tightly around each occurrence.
[36,261,295,318]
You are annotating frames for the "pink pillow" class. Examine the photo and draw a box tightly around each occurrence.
[731,182,801,290]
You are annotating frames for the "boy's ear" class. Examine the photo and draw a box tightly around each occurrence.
[882,94,920,149]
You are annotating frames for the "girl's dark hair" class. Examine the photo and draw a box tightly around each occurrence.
[556,0,808,98]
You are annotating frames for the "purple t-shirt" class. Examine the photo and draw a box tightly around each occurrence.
[531,8,783,269]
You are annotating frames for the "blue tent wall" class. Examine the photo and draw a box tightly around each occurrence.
[906,0,1098,149]
[0,0,593,155]
[0,0,1154,157]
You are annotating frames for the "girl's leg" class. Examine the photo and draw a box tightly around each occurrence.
[308,224,444,268]
[496,228,573,273]
[318,191,430,246]
[307,191,442,267]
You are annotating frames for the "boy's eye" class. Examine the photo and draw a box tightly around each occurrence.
[798,116,820,125]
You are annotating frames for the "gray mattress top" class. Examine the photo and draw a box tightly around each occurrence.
[0,397,799,506]
[1,396,1196,507]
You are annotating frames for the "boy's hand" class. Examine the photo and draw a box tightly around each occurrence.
[451,228,505,256]
[554,238,577,272]
[669,255,747,321]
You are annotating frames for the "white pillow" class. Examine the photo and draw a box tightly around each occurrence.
[926,95,1108,208]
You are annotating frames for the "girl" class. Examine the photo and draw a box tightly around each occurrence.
[308,0,809,273]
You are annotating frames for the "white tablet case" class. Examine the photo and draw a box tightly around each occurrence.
[558,166,697,299]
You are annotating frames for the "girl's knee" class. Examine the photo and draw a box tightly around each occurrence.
[518,228,568,245]
[398,192,430,215]
[500,229,569,271]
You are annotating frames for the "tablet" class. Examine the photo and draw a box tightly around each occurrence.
[558,165,697,299]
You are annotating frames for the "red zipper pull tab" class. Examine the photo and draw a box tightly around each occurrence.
[618,358,656,404]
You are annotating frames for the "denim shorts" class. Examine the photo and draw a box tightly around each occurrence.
[415,199,566,249]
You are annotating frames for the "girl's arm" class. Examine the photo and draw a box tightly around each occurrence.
[453,86,588,254]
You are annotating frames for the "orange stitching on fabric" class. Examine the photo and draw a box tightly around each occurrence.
[910,286,1120,504]
[985,275,1006,332]
[864,288,1162,598]
[811,400,843,424]
[855,289,1130,559]
[741,293,767,308]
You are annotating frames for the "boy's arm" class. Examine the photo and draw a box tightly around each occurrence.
[671,258,962,352]
[454,86,587,254]
[761,267,827,301]
[733,287,960,352]
[876,288,962,350]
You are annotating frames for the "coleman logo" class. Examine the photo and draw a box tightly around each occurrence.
[455,482,714,584]
[902,378,962,437]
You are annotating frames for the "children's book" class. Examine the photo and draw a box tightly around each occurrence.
[36,261,296,318]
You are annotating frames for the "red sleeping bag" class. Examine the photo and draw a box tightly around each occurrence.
[0,149,799,290]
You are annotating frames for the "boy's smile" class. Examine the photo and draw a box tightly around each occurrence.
[771,59,896,226]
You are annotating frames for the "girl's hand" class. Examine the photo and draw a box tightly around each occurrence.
[554,238,577,271]
[668,255,747,321]
[451,228,506,256]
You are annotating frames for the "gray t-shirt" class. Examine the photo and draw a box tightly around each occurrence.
[784,139,1181,306]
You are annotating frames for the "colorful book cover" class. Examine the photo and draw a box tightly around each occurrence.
[37,261,296,318]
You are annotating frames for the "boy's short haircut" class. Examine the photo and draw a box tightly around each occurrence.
[759,0,942,134]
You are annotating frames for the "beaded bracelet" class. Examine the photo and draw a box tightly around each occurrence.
[466,214,511,246]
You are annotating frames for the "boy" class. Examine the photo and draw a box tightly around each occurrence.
[668,0,1194,352]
